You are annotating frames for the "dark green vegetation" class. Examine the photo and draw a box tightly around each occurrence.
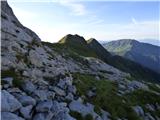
[103,39,160,73]
[72,73,160,119]
[70,111,93,120]
[1,68,23,87]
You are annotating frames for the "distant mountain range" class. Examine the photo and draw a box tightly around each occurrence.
[100,39,160,46]
[103,39,160,73]
[139,39,160,46]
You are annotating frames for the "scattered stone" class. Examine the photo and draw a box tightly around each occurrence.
[33,113,47,120]
[2,90,22,112]
[2,77,13,86]
[18,95,36,106]
[33,90,48,100]
[22,81,36,94]
[57,79,67,89]
[51,101,76,120]
[36,100,53,112]
[69,100,97,118]
[145,104,155,111]
[95,76,100,80]
[65,93,74,101]
[20,105,33,119]
[101,109,110,120]
[67,85,76,94]
[1,112,24,120]
[47,91,55,100]
[7,87,22,93]
[133,106,144,117]
[87,90,96,98]
[53,86,66,96]
[145,113,155,120]
[128,81,148,91]
[118,84,126,90]
[52,110,76,120]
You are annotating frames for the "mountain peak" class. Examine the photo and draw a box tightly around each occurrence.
[117,39,139,44]
[87,38,98,44]
[58,34,86,45]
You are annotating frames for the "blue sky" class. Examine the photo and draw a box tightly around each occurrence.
[8,0,159,43]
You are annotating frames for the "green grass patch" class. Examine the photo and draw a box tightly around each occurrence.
[125,89,160,106]
[70,111,93,120]
[148,84,160,93]
[1,68,23,87]
[73,73,141,120]
[124,89,160,118]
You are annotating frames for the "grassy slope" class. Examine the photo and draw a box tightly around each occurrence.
[73,73,160,120]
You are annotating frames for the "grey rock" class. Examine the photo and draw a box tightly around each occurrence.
[7,87,22,93]
[69,100,100,119]
[51,101,76,120]
[101,110,110,120]
[18,95,36,106]
[22,81,36,93]
[133,106,144,117]
[47,91,55,100]
[145,104,155,111]
[51,101,68,116]
[145,113,155,120]
[67,85,76,94]
[118,84,126,90]
[33,90,48,100]
[3,84,10,89]
[128,81,148,91]
[57,79,66,89]
[52,111,76,120]
[33,112,54,120]
[95,76,100,80]
[53,87,66,96]
[20,105,33,119]
[36,100,53,112]
[65,93,74,101]
[2,90,22,112]
[29,50,44,67]
[33,113,47,120]
[1,112,24,120]
[2,77,13,86]
[87,90,96,98]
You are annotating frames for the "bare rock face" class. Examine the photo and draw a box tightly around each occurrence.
[1,90,22,112]
[1,1,41,42]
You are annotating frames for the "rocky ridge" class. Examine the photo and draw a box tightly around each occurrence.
[1,1,160,120]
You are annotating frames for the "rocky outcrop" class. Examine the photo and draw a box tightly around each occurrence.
[1,90,22,112]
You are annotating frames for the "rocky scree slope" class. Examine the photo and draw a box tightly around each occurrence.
[1,1,160,120]
[103,39,160,73]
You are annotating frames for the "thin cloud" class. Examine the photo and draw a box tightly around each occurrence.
[131,17,138,24]
[58,0,87,16]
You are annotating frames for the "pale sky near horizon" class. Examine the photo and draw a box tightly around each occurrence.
[8,0,159,43]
